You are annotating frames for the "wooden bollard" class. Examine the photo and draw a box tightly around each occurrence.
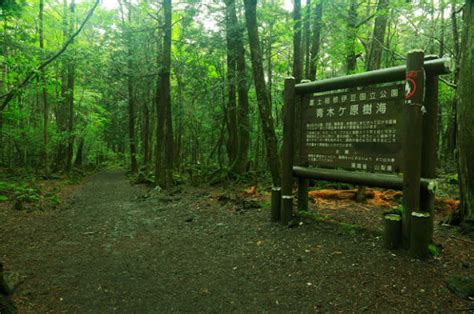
[410,212,431,259]
[297,177,308,212]
[271,187,281,222]
[383,213,402,249]
[281,195,294,226]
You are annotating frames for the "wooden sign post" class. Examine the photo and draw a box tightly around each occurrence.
[402,50,425,248]
[272,52,451,258]
[281,77,296,225]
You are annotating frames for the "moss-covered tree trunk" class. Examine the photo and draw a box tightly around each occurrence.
[456,0,474,227]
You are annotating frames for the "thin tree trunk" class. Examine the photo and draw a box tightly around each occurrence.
[267,24,275,124]
[142,97,150,169]
[155,0,173,188]
[445,0,461,155]
[74,137,84,166]
[55,0,69,171]
[303,0,311,79]
[226,0,250,175]
[65,0,75,173]
[308,0,323,81]
[124,2,138,174]
[39,0,49,174]
[346,0,358,74]
[293,0,303,83]
[366,0,389,71]
[243,0,281,186]
[224,0,238,165]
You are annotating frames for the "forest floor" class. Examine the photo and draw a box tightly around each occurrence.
[1,169,473,312]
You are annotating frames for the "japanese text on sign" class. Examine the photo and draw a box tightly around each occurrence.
[303,84,404,173]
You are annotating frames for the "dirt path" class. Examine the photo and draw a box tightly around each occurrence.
[1,169,472,312]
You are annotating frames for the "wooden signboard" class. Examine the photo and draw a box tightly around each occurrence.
[302,84,404,173]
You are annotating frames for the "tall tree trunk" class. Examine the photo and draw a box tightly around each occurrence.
[74,137,84,166]
[439,0,445,56]
[224,0,238,165]
[243,0,281,186]
[226,0,250,175]
[267,23,275,124]
[445,0,461,156]
[142,98,150,169]
[366,0,389,71]
[346,0,358,74]
[55,0,69,171]
[155,0,173,188]
[308,0,323,81]
[65,0,75,173]
[39,0,49,174]
[292,0,303,83]
[174,74,182,169]
[303,0,311,79]
[456,0,474,226]
[124,2,138,174]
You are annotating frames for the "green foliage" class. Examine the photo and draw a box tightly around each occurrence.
[49,194,61,206]
[446,173,459,185]
[0,195,8,202]
[428,244,439,257]
[0,0,468,197]
[297,210,329,223]
[15,185,40,203]
[339,222,360,236]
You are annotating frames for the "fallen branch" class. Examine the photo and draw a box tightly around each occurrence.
[450,235,474,245]
[0,0,100,112]
[440,77,457,89]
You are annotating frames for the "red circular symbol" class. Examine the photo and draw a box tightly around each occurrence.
[405,77,417,99]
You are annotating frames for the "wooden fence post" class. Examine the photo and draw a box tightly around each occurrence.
[402,50,425,248]
[281,77,296,225]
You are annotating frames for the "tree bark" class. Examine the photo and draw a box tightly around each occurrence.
[445,0,461,156]
[456,0,474,225]
[243,0,281,186]
[346,0,358,74]
[303,0,311,79]
[308,0,323,81]
[65,0,75,173]
[74,137,84,166]
[293,0,303,83]
[155,0,173,188]
[142,97,151,169]
[224,0,238,165]
[226,0,250,175]
[121,1,138,174]
[366,0,389,71]
[39,0,49,174]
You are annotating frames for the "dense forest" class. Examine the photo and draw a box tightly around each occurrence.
[1,0,474,311]
[1,0,472,221]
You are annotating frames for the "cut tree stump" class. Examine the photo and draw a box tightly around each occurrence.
[383,213,401,249]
